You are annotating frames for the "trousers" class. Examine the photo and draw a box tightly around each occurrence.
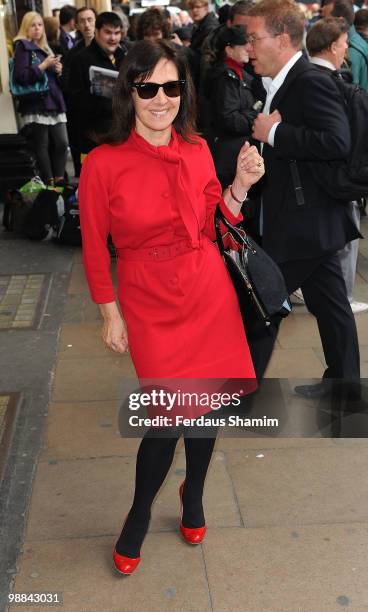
[29,122,68,182]
[247,252,360,381]
[338,201,361,302]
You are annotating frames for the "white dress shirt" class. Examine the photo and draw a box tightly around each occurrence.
[258,51,302,236]
[265,51,303,146]
[309,56,336,71]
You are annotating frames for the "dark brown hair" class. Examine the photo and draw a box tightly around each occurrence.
[187,0,209,8]
[76,6,97,22]
[229,0,254,22]
[355,8,368,31]
[306,16,349,55]
[101,40,197,145]
[247,0,305,49]
[136,8,170,40]
[331,0,355,26]
[59,4,76,26]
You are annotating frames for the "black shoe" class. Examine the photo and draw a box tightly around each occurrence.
[294,381,332,399]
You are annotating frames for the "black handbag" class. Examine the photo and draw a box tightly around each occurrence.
[215,205,292,329]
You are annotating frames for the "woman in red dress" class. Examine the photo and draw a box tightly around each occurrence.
[78,40,264,575]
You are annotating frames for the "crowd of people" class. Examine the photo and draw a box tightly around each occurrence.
[8,0,368,576]
[10,0,368,189]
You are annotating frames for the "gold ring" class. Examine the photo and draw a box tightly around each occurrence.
[257,160,263,167]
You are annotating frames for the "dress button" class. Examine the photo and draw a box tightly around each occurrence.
[171,276,178,284]
[162,192,169,198]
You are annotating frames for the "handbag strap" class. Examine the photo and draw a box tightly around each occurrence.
[215,205,256,255]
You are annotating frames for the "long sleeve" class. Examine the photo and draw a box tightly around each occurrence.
[274,73,351,160]
[68,52,112,118]
[13,42,44,86]
[214,74,257,136]
[78,150,116,303]
[201,143,243,241]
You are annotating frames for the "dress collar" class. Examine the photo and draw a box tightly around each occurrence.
[129,127,201,247]
[130,127,180,163]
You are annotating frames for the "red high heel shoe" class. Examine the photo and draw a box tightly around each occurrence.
[113,548,141,575]
[113,515,141,575]
[179,481,207,545]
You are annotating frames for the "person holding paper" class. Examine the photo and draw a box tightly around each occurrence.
[68,11,128,156]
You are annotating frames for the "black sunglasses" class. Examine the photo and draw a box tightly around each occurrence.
[132,80,186,99]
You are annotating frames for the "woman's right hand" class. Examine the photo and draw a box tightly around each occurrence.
[102,315,129,354]
[39,55,59,71]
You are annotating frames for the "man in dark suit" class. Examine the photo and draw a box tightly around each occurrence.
[306,16,368,316]
[59,5,77,58]
[245,0,360,397]
[61,6,97,177]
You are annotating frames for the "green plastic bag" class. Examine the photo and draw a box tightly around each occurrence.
[19,176,46,204]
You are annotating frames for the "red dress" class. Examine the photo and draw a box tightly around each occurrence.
[78,128,256,418]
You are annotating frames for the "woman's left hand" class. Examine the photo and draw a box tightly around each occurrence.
[234,141,265,192]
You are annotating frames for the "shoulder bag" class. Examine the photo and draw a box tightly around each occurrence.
[215,205,292,330]
[9,51,49,100]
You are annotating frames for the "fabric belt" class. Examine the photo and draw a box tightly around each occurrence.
[116,239,195,262]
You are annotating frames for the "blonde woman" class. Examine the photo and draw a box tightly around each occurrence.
[13,12,68,185]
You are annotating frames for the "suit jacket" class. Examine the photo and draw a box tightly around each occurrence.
[59,28,75,59]
[259,56,360,263]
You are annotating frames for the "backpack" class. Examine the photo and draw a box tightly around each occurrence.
[24,189,61,240]
[309,75,368,201]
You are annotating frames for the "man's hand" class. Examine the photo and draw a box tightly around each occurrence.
[252,110,282,143]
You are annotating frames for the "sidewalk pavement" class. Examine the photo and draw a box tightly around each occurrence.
[1,217,368,611]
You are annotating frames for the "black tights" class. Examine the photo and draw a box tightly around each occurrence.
[29,122,68,183]
[115,427,218,558]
